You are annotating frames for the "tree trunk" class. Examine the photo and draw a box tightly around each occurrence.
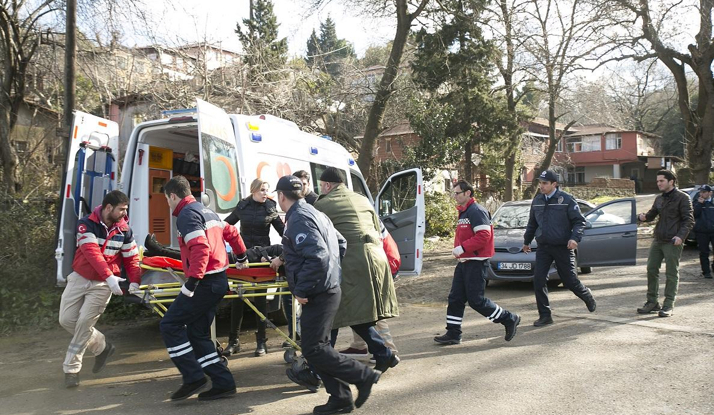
[687,95,714,184]
[357,0,427,186]
[0,108,19,195]
[464,139,473,183]
[504,148,517,201]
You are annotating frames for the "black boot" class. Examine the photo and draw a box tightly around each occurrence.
[223,336,240,356]
[255,338,268,357]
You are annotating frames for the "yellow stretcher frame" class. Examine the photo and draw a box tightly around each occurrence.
[136,261,301,361]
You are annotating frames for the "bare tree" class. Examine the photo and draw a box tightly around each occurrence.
[521,0,610,195]
[604,0,713,183]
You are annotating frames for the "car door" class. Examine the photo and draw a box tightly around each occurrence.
[375,168,425,276]
[196,99,241,214]
[578,198,637,267]
[55,111,119,286]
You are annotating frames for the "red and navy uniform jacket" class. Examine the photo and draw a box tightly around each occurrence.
[379,219,401,276]
[454,198,494,261]
[73,205,141,283]
[173,196,247,291]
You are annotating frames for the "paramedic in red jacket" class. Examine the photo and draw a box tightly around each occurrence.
[160,176,248,402]
[434,180,521,345]
[59,190,141,388]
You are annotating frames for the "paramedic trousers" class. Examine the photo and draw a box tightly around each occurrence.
[59,271,112,374]
[301,286,374,401]
[446,260,516,337]
[533,244,591,317]
[348,320,397,353]
[160,271,235,389]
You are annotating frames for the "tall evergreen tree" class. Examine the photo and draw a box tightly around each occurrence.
[236,0,288,73]
[409,0,515,182]
[304,16,355,78]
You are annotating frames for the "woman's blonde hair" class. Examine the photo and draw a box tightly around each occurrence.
[250,178,269,194]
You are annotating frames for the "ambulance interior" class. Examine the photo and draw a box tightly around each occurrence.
[134,123,207,248]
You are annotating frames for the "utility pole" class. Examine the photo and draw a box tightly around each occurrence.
[63,0,76,132]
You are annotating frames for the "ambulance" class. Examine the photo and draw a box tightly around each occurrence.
[55,99,425,287]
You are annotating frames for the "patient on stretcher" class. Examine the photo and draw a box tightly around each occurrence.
[142,234,285,281]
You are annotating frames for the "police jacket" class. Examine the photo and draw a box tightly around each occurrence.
[173,196,247,292]
[454,198,495,260]
[282,199,346,299]
[643,188,694,242]
[693,196,714,233]
[524,188,585,246]
[73,205,141,283]
[224,197,284,249]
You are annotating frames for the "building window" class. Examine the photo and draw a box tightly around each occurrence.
[567,166,585,184]
[556,139,563,152]
[133,113,144,127]
[606,133,622,150]
[567,136,600,152]
[385,138,392,153]
[15,141,28,155]
[136,61,145,74]
[567,138,582,153]
[117,56,127,70]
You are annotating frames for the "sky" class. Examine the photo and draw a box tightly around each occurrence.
[134,0,397,58]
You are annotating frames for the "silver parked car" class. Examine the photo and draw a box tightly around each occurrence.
[486,198,638,284]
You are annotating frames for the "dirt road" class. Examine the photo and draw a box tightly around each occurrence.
[1,235,713,415]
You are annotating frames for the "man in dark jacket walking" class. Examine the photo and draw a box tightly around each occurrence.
[693,185,714,279]
[637,170,694,317]
[275,175,381,415]
[522,170,597,327]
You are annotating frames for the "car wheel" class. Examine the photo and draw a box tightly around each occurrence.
[579,267,592,274]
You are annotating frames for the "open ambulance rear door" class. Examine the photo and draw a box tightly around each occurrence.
[55,112,119,286]
[195,99,242,214]
[375,168,425,276]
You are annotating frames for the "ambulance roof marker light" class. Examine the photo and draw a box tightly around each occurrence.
[310,147,318,155]
[321,135,333,141]
[348,158,355,166]
[247,121,260,131]
[250,133,263,142]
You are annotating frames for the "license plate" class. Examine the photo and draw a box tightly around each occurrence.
[498,262,532,270]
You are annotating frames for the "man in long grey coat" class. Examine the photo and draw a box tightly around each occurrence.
[314,167,400,373]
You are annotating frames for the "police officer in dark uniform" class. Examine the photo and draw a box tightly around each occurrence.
[275,175,381,415]
[693,184,714,278]
[522,170,596,327]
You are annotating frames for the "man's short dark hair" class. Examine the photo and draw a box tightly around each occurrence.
[102,190,129,209]
[454,180,474,197]
[293,170,310,181]
[657,169,677,184]
[278,189,304,201]
[163,176,192,198]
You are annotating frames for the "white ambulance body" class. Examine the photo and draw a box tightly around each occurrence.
[55,100,425,287]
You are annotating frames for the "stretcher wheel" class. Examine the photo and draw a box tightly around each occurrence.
[291,355,307,373]
[284,348,296,364]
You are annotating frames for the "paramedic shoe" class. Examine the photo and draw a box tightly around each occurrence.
[637,301,661,314]
[197,386,237,401]
[313,396,355,415]
[286,368,321,393]
[433,333,461,345]
[584,288,597,312]
[64,373,80,388]
[255,339,268,357]
[374,353,400,373]
[92,342,115,374]
[339,347,368,357]
[170,377,208,401]
[704,273,713,279]
[533,315,554,327]
[658,306,674,317]
[224,337,240,356]
[355,369,381,408]
[504,314,521,341]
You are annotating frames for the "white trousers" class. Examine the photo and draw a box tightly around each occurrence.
[58,272,112,374]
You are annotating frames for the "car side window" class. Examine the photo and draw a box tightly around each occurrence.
[586,200,632,228]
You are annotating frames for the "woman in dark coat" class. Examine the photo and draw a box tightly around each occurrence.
[224,178,284,356]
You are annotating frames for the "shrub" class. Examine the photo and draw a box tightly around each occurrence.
[425,191,456,237]
[0,199,61,334]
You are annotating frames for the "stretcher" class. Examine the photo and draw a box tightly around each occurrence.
[134,254,301,363]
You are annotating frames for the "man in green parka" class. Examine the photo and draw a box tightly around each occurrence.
[314,167,400,373]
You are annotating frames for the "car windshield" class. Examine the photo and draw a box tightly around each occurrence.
[492,205,531,229]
